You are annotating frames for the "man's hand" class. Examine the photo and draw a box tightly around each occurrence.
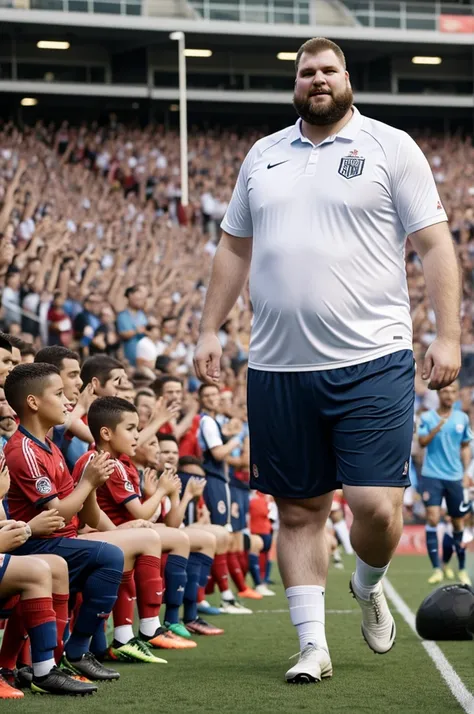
[82,452,115,488]
[77,382,97,412]
[0,463,10,500]
[194,332,222,385]
[184,476,206,500]
[28,509,65,536]
[0,521,30,551]
[222,418,243,437]
[422,337,461,390]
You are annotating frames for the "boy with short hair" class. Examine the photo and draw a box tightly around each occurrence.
[3,363,125,682]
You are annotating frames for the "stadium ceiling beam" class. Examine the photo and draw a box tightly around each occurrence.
[1,80,473,108]
[1,8,474,47]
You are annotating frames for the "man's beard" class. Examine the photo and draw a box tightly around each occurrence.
[293,85,353,126]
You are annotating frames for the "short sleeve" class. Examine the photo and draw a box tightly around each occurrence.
[116,311,133,334]
[220,150,254,238]
[6,443,58,507]
[462,415,473,443]
[417,414,431,437]
[104,464,139,505]
[391,132,448,236]
[200,416,223,450]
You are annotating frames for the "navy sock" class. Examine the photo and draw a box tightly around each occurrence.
[442,532,454,565]
[453,531,466,570]
[196,553,214,589]
[425,526,439,568]
[183,553,202,623]
[265,559,273,583]
[90,621,108,657]
[66,543,123,661]
[248,553,261,587]
[164,554,188,625]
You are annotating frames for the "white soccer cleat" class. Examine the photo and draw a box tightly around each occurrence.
[220,600,253,615]
[255,584,276,597]
[350,575,396,654]
[285,644,333,684]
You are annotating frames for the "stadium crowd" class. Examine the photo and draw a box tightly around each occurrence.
[0,116,472,696]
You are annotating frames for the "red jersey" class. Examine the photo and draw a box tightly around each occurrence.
[249,491,272,536]
[73,452,141,527]
[5,426,79,538]
[159,415,201,459]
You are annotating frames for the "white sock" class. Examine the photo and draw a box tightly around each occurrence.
[114,624,134,645]
[286,585,328,653]
[32,658,55,677]
[353,555,390,600]
[334,520,354,555]
[139,616,159,637]
[221,589,235,602]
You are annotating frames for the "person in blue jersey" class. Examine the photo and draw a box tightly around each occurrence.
[418,381,473,586]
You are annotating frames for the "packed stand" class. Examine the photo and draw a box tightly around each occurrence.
[0,119,472,696]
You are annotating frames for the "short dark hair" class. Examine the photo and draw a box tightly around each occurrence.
[157,432,178,445]
[198,383,219,399]
[35,346,80,371]
[19,343,36,358]
[150,375,182,397]
[178,456,204,471]
[81,355,123,388]
[295,37,346,73]
[0,333,13,354]
[88,396,138,445]
[4,363,60,416]
[135,389,155,405]
[125,285,140,299]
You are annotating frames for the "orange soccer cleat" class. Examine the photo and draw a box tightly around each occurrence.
[238,587,263,600]
[0,674,24,699]
[146,628,197,650]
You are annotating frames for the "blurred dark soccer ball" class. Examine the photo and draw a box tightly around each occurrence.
[416,583,474,641]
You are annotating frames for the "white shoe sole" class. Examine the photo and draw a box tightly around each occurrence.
[286,663,333,684]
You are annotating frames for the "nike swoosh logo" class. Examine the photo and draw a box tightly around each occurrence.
[267,160,289,170]
[459,503,471,513]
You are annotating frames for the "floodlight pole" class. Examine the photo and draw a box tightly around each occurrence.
[170,31,188,207]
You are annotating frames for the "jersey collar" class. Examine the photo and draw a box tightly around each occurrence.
[290,105,363,147]
[18,424,53,454]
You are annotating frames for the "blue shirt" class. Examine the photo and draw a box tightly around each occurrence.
[116,309,148,366]
[418,409,473,481]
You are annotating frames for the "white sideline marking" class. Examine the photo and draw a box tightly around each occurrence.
[384,578,474,714]
[254,608,357,615]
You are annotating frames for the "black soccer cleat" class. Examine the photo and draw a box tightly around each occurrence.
[31,666,97,696]
[63,652,120,681]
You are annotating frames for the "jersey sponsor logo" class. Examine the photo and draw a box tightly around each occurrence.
[217,500,227,515]
[267,160,289,170]
[35,477,52,495]
[252,464,259,479]
[458,502,471,514]
[124,481,135,493]
[456,423,464,433]
[338,153,365,179]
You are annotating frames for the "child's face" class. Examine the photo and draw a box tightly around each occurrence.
[135,435,160,469]
[97,368,126,397]
[159,439,179,469]
[0,348,13,387]
[34,374,69,427]
[108,411,139,457]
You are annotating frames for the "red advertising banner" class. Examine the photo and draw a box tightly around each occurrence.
[439,14,474,33]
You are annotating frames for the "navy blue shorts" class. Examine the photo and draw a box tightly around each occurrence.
[203,476,231,527]
[420,477,468,519]
[12,537,116,594]
[247,350,415,500]
[230,486,250,532]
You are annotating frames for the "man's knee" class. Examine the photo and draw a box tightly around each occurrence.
[355,499,401,531]
[95,542,125,572]
[24,556,53,587]
[277,495,332,530]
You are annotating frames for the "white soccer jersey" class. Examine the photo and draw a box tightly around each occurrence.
[221,107,447,372]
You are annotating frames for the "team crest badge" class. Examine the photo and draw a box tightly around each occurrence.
[338,150,365,180]
[217,500,226,515]
[36,477,52,495]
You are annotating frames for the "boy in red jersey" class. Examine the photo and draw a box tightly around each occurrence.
[3,363,125,683]
[74,397,199,646]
